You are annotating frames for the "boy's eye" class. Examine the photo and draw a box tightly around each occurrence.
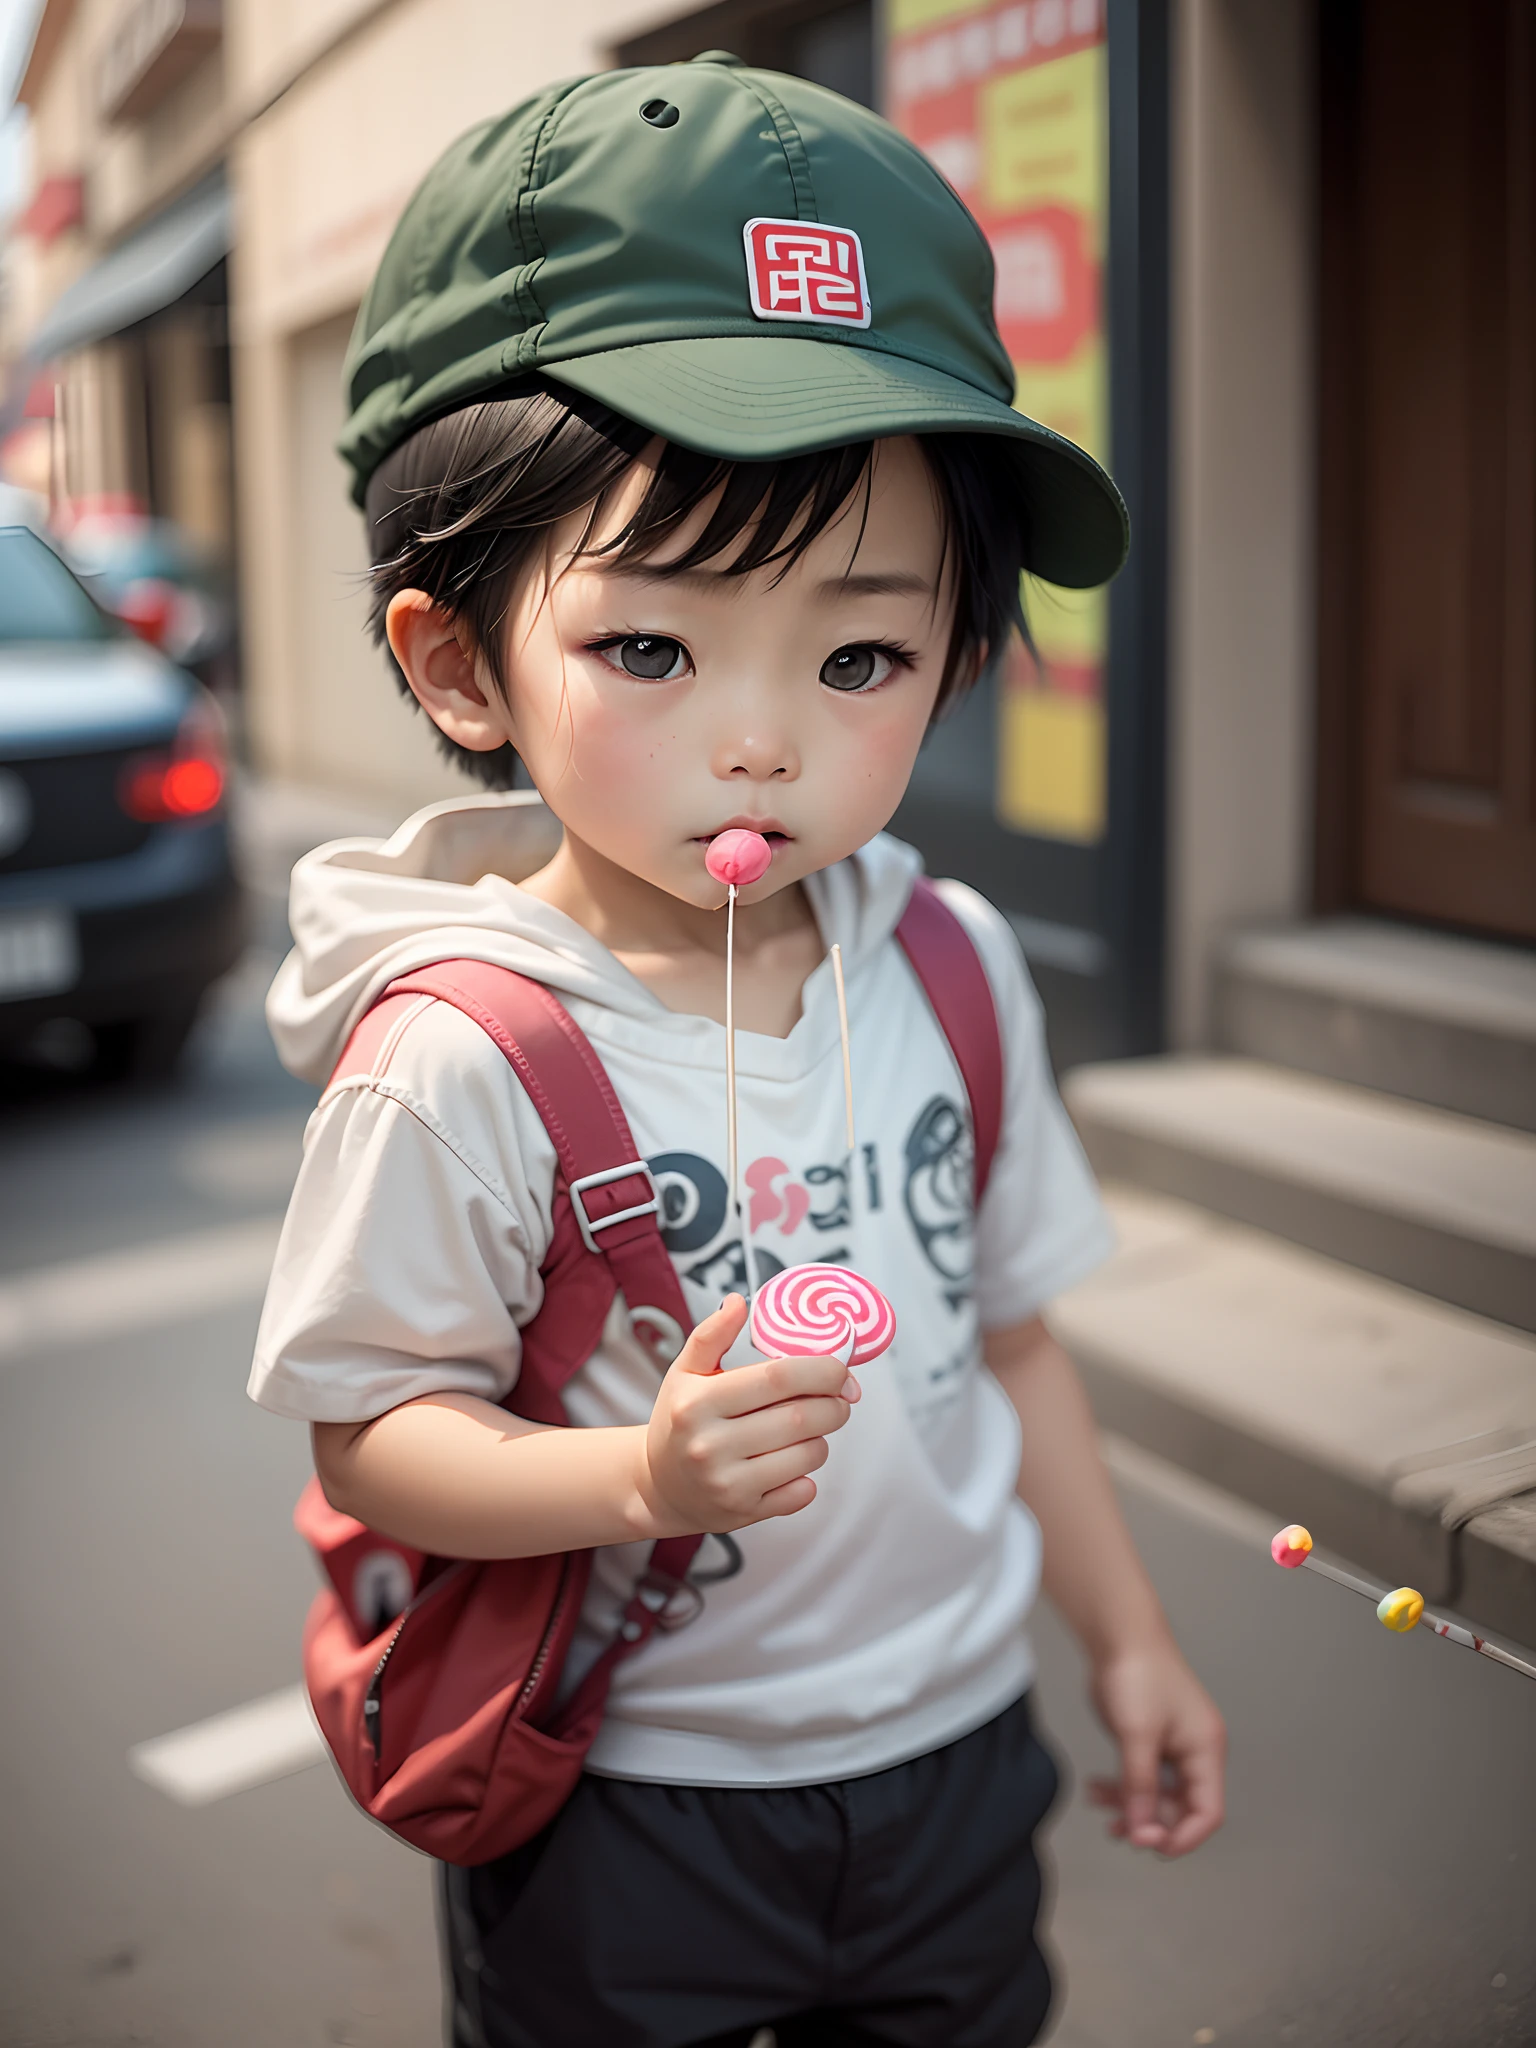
[820,644,895,694]
[606,635,688,680]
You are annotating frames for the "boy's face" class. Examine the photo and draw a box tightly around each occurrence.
[482,435,956,909]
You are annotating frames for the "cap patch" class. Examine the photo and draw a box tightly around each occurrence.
[743,218,871,328]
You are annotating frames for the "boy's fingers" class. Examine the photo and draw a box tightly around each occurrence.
[757,1475,818,1516]
[1118,1730,1166,1848]
[728,1395,852,1457]
[1160,1746,1226,1857]
[673,1295,749,1374]
[709,1354,852,1416]
[738,1438,831,1501]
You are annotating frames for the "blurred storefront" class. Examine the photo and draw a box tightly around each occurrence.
[884,0,1167,1062]
[5,0,1530,1070]
[5,1,237,681]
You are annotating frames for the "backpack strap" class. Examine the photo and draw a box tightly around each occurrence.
[336,959,702,1692]
[894,876,1005,1204]
[383,961,692,1428]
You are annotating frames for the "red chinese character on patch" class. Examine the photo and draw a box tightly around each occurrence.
[743,218,871,328]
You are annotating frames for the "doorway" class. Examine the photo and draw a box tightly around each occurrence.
[1318,0,1536,941]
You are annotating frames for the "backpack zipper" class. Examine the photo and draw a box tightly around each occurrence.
[516,1552,576,1716]
[361,1561,465,1765]
[362,1554,575,1766]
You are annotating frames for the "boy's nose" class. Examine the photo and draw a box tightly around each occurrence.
[713,726,800,782]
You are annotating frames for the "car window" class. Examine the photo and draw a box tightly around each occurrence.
[0,528,118,643]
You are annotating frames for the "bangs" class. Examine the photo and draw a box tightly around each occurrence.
[590,440,882,588]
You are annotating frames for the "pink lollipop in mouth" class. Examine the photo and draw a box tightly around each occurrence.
[750,1262,896,1367]
[705,829,773,889]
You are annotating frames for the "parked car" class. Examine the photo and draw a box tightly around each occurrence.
[60,499,232,670]
[0,523,244,1079]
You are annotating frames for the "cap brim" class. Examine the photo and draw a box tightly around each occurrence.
[542,335,1127,589]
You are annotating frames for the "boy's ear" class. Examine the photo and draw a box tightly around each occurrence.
[385,591,512,754]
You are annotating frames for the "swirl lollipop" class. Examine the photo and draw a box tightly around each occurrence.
[750,1262,896,1367]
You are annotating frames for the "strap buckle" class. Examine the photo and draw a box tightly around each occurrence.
[568,1160,661,1257]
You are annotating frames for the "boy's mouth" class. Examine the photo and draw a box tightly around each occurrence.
[696,821,792,852]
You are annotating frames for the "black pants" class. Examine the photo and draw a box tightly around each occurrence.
[440,1693,1060,2048]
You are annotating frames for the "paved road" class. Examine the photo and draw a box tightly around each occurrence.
[1,889,1532,2048]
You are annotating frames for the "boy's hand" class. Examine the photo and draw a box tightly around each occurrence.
[1086,1638,1226,1856]
[637,1294,859,1536]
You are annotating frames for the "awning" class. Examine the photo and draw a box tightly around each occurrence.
[25,170,230,364]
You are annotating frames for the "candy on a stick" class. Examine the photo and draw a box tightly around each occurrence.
[750,1262,897,1367]
[702,828,895,1352]
[1271,1524,1536,1681]
[705,830,774,1295]
[705,829,774,888]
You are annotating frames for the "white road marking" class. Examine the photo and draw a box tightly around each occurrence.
[128,1683,326,1806]
[0,1214,283,1364]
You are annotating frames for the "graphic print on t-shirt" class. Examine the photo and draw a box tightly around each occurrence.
[902,1095,975,1312]
[648,1094,976,1328]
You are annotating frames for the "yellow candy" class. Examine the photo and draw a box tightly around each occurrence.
[1377,1587,1425,1633]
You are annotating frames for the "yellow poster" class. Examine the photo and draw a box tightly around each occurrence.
[887,0,1109,842]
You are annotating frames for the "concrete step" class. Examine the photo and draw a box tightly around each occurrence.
[1063,1056,1536,1334]
[1215,919,1536,1133]
[1052,1184,1536,1650]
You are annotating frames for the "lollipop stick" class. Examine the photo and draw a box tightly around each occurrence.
[724,883,749,1302]
[829,942,855,1157]
[1425,1620,1536,1680]
[704,833,774,1307]
[1296,1553,1387,1606]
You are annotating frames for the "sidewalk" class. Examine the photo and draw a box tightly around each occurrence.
[1053,1176,1536,1653]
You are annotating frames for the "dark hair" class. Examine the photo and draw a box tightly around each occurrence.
[364,380,1029,788]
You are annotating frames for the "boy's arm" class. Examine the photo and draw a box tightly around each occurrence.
[313,1295,858,1559]
[984,1313,1226,1857]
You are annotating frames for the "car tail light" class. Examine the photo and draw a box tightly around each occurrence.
[114,578,180,650]
[119,703,227,823]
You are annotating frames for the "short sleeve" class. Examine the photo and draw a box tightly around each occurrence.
[933,881,1116,1329]
[247,1001,558,1423]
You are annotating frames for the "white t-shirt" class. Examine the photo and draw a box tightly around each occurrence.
[250,794,1112,1788]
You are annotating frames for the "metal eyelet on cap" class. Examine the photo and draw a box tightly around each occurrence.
[639,99,680,127]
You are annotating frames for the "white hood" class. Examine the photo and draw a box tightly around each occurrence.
[267,790,924,1084]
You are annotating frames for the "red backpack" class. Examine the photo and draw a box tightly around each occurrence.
[294,877,1004,1865]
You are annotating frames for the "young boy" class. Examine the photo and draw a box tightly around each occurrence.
[251,54,1224,2048]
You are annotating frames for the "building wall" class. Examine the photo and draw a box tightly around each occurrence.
[1168,0,1316,1044]
[8,0,234,520]
[7,6,91,351]
[229,0,685,808]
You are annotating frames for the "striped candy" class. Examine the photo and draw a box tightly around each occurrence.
[750,1263,896,1367]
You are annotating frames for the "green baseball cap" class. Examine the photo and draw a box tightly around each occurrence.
[341,52,1127,588]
